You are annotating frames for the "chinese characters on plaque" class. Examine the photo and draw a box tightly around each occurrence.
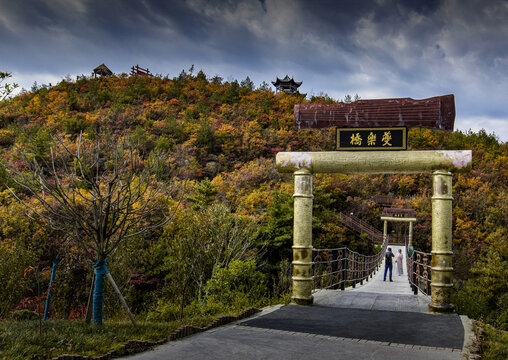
[336,128,407,150]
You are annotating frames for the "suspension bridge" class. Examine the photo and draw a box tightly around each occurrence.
[125,243,472,360]
[312,245,430,312]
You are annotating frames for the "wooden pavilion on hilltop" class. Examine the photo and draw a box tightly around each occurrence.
[93,64,113,77]
[272,75,302,94]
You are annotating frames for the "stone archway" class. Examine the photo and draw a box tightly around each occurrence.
[380,209,417,247]
[276,150,472,313]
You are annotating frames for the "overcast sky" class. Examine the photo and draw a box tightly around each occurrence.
[1,0,507,141]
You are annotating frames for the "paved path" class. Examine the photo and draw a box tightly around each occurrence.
[124,245,472,360]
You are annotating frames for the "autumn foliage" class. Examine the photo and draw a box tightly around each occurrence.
[0,69,506,328]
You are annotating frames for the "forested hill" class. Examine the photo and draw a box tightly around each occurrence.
[0,70,506,329]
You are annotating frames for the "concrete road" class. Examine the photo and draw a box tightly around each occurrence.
[124,314,464,360]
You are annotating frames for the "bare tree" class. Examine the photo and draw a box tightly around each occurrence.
[3,133,178,325]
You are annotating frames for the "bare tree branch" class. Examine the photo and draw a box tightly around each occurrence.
[2,133,180,261]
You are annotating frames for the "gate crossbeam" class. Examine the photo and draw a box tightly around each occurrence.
[276,150,471,174]
[380,216,417,247]
[276,150,472,313]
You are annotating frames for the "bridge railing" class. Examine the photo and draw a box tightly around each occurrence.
[406,248,432,296]
[312,243,387,292]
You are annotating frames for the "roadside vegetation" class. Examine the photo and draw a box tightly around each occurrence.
[481,325,508,360]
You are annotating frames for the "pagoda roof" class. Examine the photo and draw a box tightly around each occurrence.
[93,63,113,75]
[272,75,302,86]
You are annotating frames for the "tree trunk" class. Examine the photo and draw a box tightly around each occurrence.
[179,280,187,322]
[92,260,108,325]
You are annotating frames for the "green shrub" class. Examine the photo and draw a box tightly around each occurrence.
[205,259,267,307]
[272,259,292,299]
[62,114,89,135]
[9,309,40,321]
[0,129,15,146]
[482,325,508,360]
[0,246,38,318]
[452,229,508,330]
[145,301,180,322]
[453,286,492,321]
[146,261,267,322]
[154,135,174,152]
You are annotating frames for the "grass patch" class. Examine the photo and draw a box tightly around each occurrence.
[0,313,223,359]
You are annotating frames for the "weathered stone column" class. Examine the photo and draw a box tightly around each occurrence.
[429,171,454,313]
[383,220,388,245]
[408,221,414,248]
[292,169,314,305]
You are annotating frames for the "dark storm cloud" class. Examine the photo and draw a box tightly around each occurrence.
[0,0,507,139]
[85,1,211,43]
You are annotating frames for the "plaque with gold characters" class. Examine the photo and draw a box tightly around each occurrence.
[336,127,407,150]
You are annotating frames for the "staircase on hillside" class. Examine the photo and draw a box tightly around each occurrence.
[370,194,395,207]
[339,212,383,244]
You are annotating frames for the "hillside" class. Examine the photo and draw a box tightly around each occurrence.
[0,70,506,329]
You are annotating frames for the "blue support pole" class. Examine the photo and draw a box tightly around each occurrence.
[92,260,109,325]
[43,259,60,321]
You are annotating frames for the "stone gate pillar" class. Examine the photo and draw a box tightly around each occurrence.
[383,220,388,244]
[408,221,414,248]
[292,169,314,305]
[429,171,454,313]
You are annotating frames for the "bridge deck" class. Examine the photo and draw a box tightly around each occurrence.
[313,245,430,313]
